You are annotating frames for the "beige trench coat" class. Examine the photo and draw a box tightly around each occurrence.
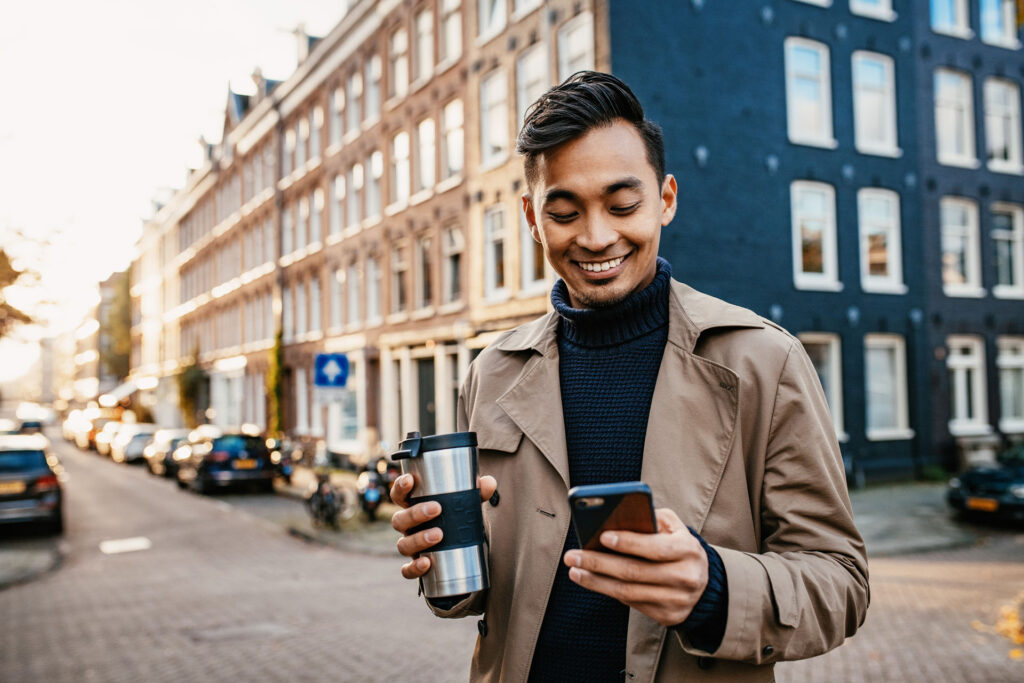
[429,279,869,682]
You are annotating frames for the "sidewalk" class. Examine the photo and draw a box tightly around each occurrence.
[849,481,975,557]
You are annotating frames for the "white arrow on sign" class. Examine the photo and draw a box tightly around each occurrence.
[322,359,343,385]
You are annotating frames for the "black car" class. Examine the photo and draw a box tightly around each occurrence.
[947,443,1024,521]
[143,428,190,477]
[0,434,63,533]
[175,428,275,494]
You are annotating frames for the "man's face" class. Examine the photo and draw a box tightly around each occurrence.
[522,119,677,309]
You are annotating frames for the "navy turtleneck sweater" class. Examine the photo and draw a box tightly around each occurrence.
[528,258,727,682]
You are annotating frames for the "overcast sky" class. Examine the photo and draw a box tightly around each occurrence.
[0,1,349,383]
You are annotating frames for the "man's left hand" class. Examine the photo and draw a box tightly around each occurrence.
[564,508,708,627]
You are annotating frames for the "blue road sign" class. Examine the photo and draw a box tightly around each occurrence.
[314,353,349,388]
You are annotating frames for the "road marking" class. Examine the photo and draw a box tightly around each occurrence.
[99,537,152,555]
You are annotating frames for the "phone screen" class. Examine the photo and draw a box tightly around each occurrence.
[569,483,656,551]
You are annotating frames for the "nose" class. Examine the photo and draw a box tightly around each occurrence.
[574,215,618,254]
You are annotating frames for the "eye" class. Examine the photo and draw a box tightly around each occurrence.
[547,212,578,224]
[611,202,640,215]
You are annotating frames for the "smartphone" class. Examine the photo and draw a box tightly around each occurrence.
[568,481,657,552]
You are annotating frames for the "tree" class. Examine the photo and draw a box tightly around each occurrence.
[0,249,32,339]
[177,349,209,428]
[100,272,131,381]
[266,329,284,436]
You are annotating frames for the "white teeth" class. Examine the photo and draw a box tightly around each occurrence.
[579,256,624,272]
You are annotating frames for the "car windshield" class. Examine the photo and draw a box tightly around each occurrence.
[0,450,48,472]
[211,435,268,454]
[997,444,1024,466]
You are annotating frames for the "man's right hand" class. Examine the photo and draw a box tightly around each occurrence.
[391,473,498,581]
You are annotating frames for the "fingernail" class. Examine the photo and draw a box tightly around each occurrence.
[401,474,413,487]
[427,502,442,515]
[602,532,618,548]
[426,529,442,542]
[569,568,582,581]
[565,551,581,567]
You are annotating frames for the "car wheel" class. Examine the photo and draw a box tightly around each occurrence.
[46,513,64,535]
[193,476,209,495]
[176,474,188,490]
[261,479,275,494]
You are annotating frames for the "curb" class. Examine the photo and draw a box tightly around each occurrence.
[285,524,401,557]
[0,545,63,592]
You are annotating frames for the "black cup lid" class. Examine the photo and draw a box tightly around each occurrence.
[392,431,478,460]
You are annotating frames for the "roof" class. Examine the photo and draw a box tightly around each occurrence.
[0,434,50,451]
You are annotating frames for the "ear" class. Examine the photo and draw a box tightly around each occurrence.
[522,194,541,243]
[660,174,678,227]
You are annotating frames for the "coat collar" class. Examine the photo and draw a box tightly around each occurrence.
[495,279,764,356]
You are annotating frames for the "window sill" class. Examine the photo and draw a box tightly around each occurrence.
[851,7,896,22]
[511,3,543,23]
[932,26,974,40]
[993,286,1024,299]
[385,313,409,325]
[937,156,981,169]
[484,290,511,304]
[981,38,1022,50]
[438,301,465,315]
[435,175,463,194]
[385,200,409,217]
[410,307,436,321]
[345,322,363,333]
[867,428,915,442]
[788,136,839,150]
[343,130,361,145]
[361,215,382,230]
[475,27,506,49]
[361,115,381,132]
[987,161,1024,176]
[999,419,1024,434]
[856,144,903,158]
[943,285,986,298]
[434,57,459,78]
[384,94,406,112]
[325,142,343,158]
[479,154,510,173]
[517,283,549,298]
[326,231,345,246]
[410,189,433,206]
[344,224,362,238]
[948,422,994,438]
[862,281,908,295]
[794,279,844,292]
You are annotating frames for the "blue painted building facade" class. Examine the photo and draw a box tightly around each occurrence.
[606,0,1024,481]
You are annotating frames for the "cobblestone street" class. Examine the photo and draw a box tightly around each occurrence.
[2,436,1023,681]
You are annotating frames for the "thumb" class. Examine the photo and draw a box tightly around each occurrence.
[478,475,498,501]
[654,507,685,534]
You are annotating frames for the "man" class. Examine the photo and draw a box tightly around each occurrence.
[392,71,869,681]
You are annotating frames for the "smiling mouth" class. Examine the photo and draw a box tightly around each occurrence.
[575,253,629,273]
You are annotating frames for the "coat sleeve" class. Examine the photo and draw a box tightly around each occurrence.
[422,362,489,620]
[679,338,870,663]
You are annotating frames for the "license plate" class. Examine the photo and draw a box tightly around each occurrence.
[233,459,257,470]
[966,497,998,512]
[0,481,26,495]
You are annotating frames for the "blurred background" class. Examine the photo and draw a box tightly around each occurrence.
[1,1,1023,681]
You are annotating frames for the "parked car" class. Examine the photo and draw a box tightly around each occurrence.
[62,410,89,441]
[947,443,1024,521]
[143,428,191,477]
[95,421,124,456]
[0,434,63,533]
[77,416,113,451]
[111,424,158,464]
[175,427,275,494]
[17,419,44,435]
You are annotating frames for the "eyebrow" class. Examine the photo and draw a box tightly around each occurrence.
[542,176,646,206]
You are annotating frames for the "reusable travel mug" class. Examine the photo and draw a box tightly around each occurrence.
[392,431,489,598]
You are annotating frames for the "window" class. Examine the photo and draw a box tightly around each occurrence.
[309,276,321,333]
[367,151,383,218]
[330,175,344,236]
[367,255,382,324]
[282,205,293,255]
[940,197,982,296]
[852,52,898,155]
[283,127,295,176]
[931,0,971,37]
[981,0,1021,47]
[346,163,363,228]
[784,38,835,148]
[984,78,1023,172]
[310,188,323,244]
[296,117,308,169]
[440,0,462,64]
[390,131,411,207]
[790,181,840,290]
[295,369,309,435]
[480,70,509,167]
[799,333,845,439]
[330,268,342,330]
[441,99,464,179]
[366,54,382,121]
[415,9,434,83]
[514,0,542,16]
[864,334,912,440]
[297,196,309,250]
[934,69,977,166]
[345,71,362,135]
[993,203,1024,297]
[850,0,895,20]
[310,107,322,160]
[442,225,464,304]
[516,43,548,130]
[478,0,506,40]
[484,205,507,299]
[330,87,343,147]
[998,337,1024,432]
[346,263,361,326]
[858,188,904,293]
[416,235,433,309]
[520,210,547,293]
[389,28,409,100]
[557,12,595,81]
[416,118,436,192]
[391,245,409,314]
[948,336,989,435]
[296,280,307,335]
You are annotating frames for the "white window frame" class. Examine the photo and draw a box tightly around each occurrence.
[330,268,343,331]
[391,245,409,315]
[416,117,436,192]
[864,334,914,440]
[439,0,462,67]
[366,256,382,325]
[984,77,1024,174]
[346,262,362,327]
[414,8,434,84]
[367,151,383,219]
[442,225,464,304]
[415,235,434,310]
[441,99,464,180]
[980,0,1022,48]
[947,335,991,436]
[784,38,837,148]
[997,337,1024,433]
[480,69,509,169]
[345,71,362,136]
[330,175,345,237]
[295,368,309,435]
[309,275,321,333]
[520,209,548,294]
[790,181,841,291]
[366,54,382,122]
[992,203,1024,298]
[483,205,509,300]
[478,0,507,43]
[516,42,549,131]
[346,163,363,229]
[310,188,323,245]
[940,196,984,297]
[858,188,906,293]
[794,0,831,6]
[852,51,900,156]
[799,332,847,441]
[934,68,978,168]
[931,0,973,38]
[557,11,595,81]
[310,107,322,161]
[513,0,542,19]
[389,131,411,209]
[330,87,344,148]
[850,0,896,21]
[295,279,307,336]
[389,28,409,101]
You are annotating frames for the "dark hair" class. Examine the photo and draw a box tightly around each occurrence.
[516,71,665,188]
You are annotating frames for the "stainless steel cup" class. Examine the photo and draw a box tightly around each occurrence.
[393,431,489,598]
